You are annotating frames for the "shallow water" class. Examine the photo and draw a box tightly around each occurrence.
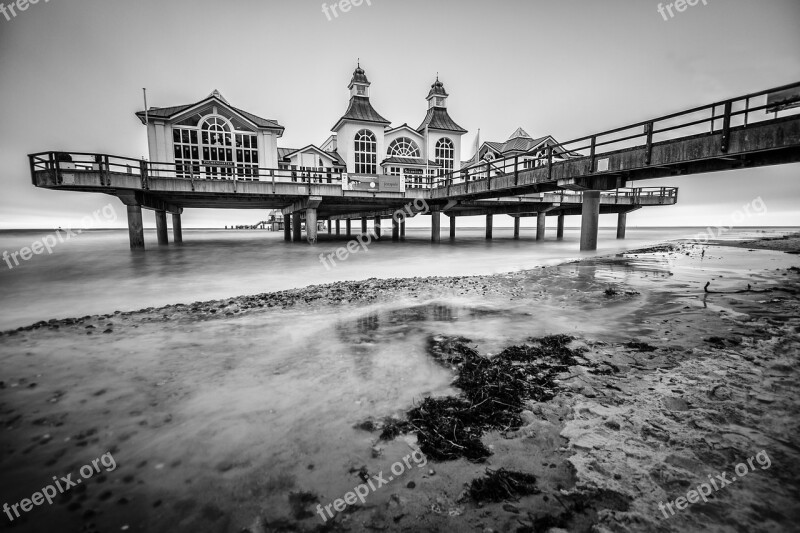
[0,226,793,330]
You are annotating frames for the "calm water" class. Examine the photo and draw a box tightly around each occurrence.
[0,226,793,330]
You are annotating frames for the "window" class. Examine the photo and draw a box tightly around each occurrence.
[387,137,420,158]
[173,127,199,178]
[172,115,262,180]
[435,137,454,176]
[354,129,377,174]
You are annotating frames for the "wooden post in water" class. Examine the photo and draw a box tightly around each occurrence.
[536,212,546,241]
[361,217,368,235]
[431,211,441,243]
[172,213,182,244]
[374,216,382,239]
[513,216,520,239]
[449,215,456,239]
[580,191,601,251]
[283,215,291,241]
[617,211,628,239]
[485,214,493,240]
[155,210,169,246]
[557,214,565,240]
[292,212,302,242]
[306,208,318,244]
[126,205,145,250]
[392,217,400,241]
[346,219,352,236]
[336,220,341,236]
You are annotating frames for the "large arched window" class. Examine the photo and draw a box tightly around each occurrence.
[201,117,234,178]
[387,137,420,158]
[354,129,377,174]
[435,137,454,176]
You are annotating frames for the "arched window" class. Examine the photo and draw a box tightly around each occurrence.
[435,137,454,176]
[354,129,377,174]
[201,116,234,178]
[387,137,420,158]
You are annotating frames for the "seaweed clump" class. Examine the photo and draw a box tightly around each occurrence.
[400,334,586,462]
[468,468,540,502]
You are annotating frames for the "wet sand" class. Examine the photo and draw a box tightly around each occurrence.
[1,235,799,533]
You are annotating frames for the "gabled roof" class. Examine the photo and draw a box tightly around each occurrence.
[332,96,391,131]
[508,127,532,140]
[416,107,467,134]
[278,146,345,166]
[382,157,440,167]
[135,90,284,133]
[385,123,424,139]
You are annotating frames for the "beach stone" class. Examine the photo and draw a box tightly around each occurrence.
[663,396,689,411]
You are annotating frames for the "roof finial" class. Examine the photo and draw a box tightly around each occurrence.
[358,58,360,68]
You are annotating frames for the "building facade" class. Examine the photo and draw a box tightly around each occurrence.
[136,66,469,189]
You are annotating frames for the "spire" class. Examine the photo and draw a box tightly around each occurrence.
[348,62,370,92]
[508,127,532,140]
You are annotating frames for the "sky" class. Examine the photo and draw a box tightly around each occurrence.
[0,0,798,229]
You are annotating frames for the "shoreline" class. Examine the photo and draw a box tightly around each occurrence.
[0,235,798,532]
[3,232,797,337]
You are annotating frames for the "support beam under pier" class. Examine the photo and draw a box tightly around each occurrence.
[336,220,341,236]
[580,191,601,251]
[450,215,456,239]
[361,217,368,235]
[485,214,493,240]
[292,212,302,242]
[284,215,291,241]
[617,212,628,239]
[374,216,382,240]
[392,217,400,241]
[401,220,406,240]
[513,216,520,239]
[306,208,318,244]
[172,213,182,244]
[557,214,565,240]
[536,212,546,241]
[155,210,169,246]
[126,205,144,250]
[346,219,352,236]
[431,211,441,243]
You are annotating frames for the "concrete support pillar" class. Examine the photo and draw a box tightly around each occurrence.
[392,217,400,242]
[292,212,302,242]
[485,214,493,240]
[336,220,341,236]
[155,210,169,246]
[580,191,601,251]
[513,217,520,239]
[361,217,368,234]
[449,215,456,239]
[328,221,332,234]
[306,208,318,244]
[617,212,628,239]
[172,213,183,244]
[346,219,352,236]
[374,216,382,240]
[283,214,291,241]
[557,214,565,240]
[431,211,441,243]
[126,205,145,250]
[536,212,546,241]
[400,220,406,239]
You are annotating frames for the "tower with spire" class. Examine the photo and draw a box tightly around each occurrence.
[417,76,467,178]
[331,63,391,175]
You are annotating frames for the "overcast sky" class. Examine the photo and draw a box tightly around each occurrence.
[0,0,798,229]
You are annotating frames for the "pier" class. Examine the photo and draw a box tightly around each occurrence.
[28,81,800,250]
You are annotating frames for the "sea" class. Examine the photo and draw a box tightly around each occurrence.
[0,226,794,331]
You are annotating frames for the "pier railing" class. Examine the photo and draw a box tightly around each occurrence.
[28,151,347,186]
[431,80,800,189]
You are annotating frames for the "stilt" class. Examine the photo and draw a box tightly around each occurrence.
[449,215,456,239]
[336,220,341,236]
[513,216,520,239]
[485,214,493,240]
[431,211,441,243]
[306,208,318,244]
[155,210,168,246]
[328,221,332,234]
[284,214,291,241]
[557,214,565,240]
[400,220,406,239]
[292,212,302,242]
[172,213,182,244]
[580,191,601,251]
[536,212,546,241]
[126,205,144,250]
[617,212,628,239]
[392,217,400,241]
[361,217,368,234]
[374,216,382,239]
[346,219,352,236]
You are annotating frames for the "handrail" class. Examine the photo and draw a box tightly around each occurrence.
[432,80,800,188]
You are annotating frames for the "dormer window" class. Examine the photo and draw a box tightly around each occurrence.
[357,87,366,96]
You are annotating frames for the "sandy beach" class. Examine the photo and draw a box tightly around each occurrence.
[1,234,799,533]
